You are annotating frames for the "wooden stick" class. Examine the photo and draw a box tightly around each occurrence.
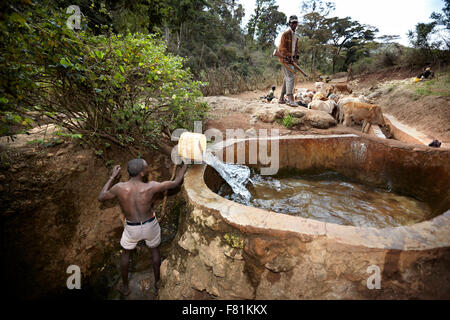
[273,49,309,78]
[282,61,309,78]
[159,164,178,222]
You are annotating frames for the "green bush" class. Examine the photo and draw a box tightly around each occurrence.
[282,112,295,128]
[352,56,375,74]
[351,43,450,75]
[0,1,207,155]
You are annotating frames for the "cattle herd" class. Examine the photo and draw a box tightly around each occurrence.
[280,81,392,137]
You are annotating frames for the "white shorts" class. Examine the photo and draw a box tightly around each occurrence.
[120,217,161,250]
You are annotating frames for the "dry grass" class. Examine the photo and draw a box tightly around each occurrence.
[413,73,450,99]
[199,67,283,96]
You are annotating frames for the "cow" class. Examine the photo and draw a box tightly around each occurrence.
[315,82,325,91]
[308,99,337,116]
[328,94,340,103]
[331,83,352,95]
[312,92,328,101]
[341,101,386,133]
[336,96,366,123]
[294,88,308,101]
[302,91,315,105]
[295,88,315,106]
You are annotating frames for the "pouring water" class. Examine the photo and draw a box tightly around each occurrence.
[178,132,252,203]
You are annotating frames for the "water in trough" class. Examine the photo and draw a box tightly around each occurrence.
[203,152,252,203]
[217,168,432,229]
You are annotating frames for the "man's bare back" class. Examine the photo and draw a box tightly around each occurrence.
[109,180,167,222]
[98,161,187,222]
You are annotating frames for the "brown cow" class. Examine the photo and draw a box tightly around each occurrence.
[332,83,352,94]
[341,101,387,133]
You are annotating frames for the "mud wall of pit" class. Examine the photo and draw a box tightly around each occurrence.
[158,135,450,299]
[1,143,181,299]
[1,143,127,299]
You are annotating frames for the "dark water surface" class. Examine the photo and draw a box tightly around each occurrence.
[218,170,431,228]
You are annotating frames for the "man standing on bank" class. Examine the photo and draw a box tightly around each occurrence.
[278,15,301,107]
[98,159,188,296]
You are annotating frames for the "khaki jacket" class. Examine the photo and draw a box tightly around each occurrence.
[278,29,299,63]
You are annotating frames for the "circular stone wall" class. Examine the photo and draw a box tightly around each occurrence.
[159,134,450,299]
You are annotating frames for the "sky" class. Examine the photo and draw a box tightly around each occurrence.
[238,0,445,47]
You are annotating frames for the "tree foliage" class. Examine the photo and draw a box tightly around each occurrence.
[408,0,450,51]
[408,22,438,50]
[1,0,449,150]
[255,4,286,48]
[431,0,450,30]
[247,0,286,48]
[327,17,378,73]
[296,0,378,74]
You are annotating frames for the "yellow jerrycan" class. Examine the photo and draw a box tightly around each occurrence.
[178,132,207,162]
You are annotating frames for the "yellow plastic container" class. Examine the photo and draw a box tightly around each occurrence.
[178,132,207,162]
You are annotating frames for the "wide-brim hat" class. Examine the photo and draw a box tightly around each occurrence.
[289,15,298,23]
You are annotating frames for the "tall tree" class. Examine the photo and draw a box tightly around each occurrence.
[247,0,273,39]
[170,0,207,52]
[327,17,378,73]
[430,0,450,49]
[431,0,450,30]
[300,0,335,16]
[408,22,438,50]
[246,0,286,48]
[255,5,286,48]
[209,0,245,43]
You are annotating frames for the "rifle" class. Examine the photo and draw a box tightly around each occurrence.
[273,49,309,78]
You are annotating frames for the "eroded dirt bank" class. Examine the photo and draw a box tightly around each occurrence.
[1,137,183,299]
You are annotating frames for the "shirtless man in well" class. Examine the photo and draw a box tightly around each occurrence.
[98,159,187,296]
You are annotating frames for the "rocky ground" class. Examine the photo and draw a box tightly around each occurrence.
[203,96,336,131]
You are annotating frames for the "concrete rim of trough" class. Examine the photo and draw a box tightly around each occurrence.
[183,134,450,251]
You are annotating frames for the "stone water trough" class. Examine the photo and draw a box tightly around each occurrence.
[159,134,450,299]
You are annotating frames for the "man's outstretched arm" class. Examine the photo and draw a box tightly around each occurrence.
[151,164,188,194]
[98,165,121,202]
